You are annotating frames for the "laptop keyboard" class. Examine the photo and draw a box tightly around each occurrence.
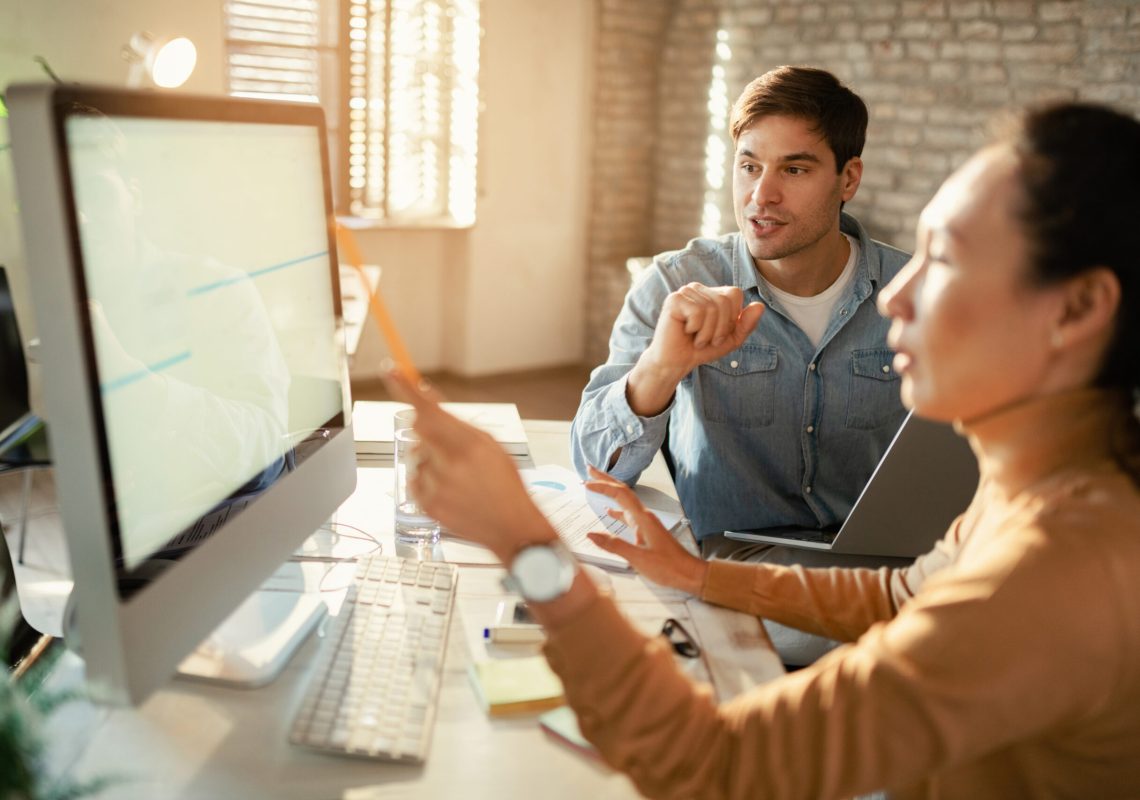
[779,529,837,544]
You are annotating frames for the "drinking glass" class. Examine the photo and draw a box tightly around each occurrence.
[393,408,441,547]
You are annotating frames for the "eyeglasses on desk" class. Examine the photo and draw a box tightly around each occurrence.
[660,617,701,659]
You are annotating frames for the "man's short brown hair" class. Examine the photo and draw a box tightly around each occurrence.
[730,66,868,173]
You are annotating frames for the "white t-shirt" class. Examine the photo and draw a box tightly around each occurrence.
[766,233,859,348]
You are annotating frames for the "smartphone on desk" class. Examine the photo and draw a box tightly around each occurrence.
[484,599,545,644]
[513,602,536,624]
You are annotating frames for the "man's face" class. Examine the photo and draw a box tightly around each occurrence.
[732,114,859,266]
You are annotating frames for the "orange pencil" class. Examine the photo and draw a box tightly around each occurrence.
[335,223,423,385]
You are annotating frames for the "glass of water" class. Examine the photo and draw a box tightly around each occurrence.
[393,408,441,547]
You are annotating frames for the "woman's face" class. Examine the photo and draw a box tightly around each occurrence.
[878,145,1068,424]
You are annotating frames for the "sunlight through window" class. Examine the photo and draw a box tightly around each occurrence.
[700,29,732,239]
[348,0,481,224]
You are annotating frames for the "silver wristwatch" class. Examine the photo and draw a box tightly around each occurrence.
[502,540,577,603]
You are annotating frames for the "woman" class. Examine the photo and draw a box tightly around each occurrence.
[386,103,1140,798]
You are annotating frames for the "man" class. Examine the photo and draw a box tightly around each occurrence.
[571,66,909,563]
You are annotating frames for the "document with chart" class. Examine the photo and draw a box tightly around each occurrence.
[524,465,682,570]
[437,464,682,569]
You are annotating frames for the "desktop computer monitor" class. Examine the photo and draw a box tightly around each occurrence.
[5,83,357,704]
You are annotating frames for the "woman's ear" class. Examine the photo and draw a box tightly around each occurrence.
[1052,267,1121,351]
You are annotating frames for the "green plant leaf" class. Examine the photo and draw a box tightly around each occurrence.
[43,772,129,800]
[0,643,117,799]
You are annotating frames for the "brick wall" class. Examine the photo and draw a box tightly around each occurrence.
[585,0,677,364]
[584,0,1140,362]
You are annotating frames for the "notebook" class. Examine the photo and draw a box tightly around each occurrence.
[352,400,528,458]
[539,707,599,761]
[468,656,565,717]
[725,412,979,558]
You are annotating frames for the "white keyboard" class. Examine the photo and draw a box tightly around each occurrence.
[288,554,458,763]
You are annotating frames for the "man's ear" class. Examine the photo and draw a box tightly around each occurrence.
[840,157,863,203]
[1053,267,1121,350]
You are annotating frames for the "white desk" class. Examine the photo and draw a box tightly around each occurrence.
[39,421,783,799]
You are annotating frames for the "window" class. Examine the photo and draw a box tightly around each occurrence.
[224,0,331,103]
[223,0,481,226]
[346,0,480,225]
[223,0,344,203]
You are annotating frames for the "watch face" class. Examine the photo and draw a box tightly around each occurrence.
[511,543,575,603]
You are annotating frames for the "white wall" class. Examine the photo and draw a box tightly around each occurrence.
[353,0,595,378]
[345,227,455,374]
[450,0,594,376]
[0,0,224,91]
[1,0,594,385]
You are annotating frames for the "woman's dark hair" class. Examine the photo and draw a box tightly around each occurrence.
[999,102,1140,396]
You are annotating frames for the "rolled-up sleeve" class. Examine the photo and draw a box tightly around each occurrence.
[700,559,897,642]
[570,262,677,484]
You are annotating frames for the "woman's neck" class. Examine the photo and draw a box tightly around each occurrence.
[958,387,1133,497]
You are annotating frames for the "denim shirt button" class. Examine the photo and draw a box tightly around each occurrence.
[881,364,890,373]
[804,485,813,494]
[625,424,634,434]
[840,308,848,316]
[808,363,817,372]
[806,425,814,434]
[730,360,739,369]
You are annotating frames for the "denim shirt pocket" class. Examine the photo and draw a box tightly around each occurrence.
[846,348,901,429]
[695,345,778,427]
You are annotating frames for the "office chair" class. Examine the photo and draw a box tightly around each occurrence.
[0,266,49,566]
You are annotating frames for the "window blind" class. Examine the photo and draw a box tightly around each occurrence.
[224,0,324,102]
[346,0,480,224]
[224,0,480,224]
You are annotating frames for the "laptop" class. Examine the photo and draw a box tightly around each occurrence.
[725,412,979,558]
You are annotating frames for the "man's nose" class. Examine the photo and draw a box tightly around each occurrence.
[751,171,781,206]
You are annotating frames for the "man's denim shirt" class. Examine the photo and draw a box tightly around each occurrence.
[570,213,911,540]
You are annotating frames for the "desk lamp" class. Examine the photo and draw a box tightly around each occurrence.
[122,32,197,89]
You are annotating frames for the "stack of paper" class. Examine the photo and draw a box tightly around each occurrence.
[468,655,565,717]
[352,400,529,462]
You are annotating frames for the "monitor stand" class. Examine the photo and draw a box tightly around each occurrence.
[175,561,326,689]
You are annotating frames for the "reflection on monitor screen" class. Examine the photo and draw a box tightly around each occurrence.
[67,114,342,573]
[7,84,358,704]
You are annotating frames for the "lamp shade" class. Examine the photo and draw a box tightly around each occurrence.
[124,32,197,89]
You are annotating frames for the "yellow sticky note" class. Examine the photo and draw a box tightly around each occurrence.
[468,656,565,717]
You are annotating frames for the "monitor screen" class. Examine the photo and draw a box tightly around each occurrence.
[64,111,343,578]
[7,84,358,704]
